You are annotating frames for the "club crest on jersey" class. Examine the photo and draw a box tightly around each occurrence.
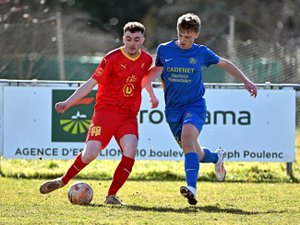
[141,63,145,69]
[123,74,136,97]
[189,57,197,65]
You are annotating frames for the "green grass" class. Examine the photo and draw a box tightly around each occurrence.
[0,158,299,182]
[1,129,299,183]
[0,177,299,225]
[0,131,299,224]
[0,153,299,182]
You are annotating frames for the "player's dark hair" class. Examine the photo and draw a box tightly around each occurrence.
[123,22,145,34]
[177,13,201,33]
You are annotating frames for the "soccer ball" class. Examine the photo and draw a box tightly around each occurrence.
[67,181,93,205]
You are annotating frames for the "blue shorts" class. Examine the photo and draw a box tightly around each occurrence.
[165,98,206,146]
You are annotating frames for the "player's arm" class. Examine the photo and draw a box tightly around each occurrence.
[144,84,159,108]
[55,78,98,113]
[216,57,257,97]
[141,65,163,88]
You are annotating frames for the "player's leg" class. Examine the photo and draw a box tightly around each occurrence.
[196,143,226,181]
[62,140,101,184]
[180,123,200,205]
[40,109,110,195]
[178,103,208,205]
[104,134,137,205]
[105,116,138,205]
[165,108,199,205]
[39,140,101,194]
[180,130,219,163]
[108,134,137,195]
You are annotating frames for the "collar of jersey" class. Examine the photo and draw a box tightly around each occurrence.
[120,47,141,61]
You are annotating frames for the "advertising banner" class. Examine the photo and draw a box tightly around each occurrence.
[2,86,295,162]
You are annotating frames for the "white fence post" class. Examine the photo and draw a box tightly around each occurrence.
[56,12,66,80]
[283,86,296,177]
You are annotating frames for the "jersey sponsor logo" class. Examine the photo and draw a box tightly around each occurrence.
[90,126,101,136]
[123,74,137,97]
[166,67,195,73]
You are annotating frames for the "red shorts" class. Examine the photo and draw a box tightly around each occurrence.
[86,107,138,149]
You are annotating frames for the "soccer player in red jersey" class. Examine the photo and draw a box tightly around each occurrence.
[40,22,159,205]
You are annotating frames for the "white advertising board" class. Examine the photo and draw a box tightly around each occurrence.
[2,86,295,162]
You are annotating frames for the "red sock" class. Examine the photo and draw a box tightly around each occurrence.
[61,152,88,184]
[108,155,135,196]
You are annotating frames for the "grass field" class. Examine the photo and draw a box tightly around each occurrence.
[0,177,300,225]
[0,131,299,224]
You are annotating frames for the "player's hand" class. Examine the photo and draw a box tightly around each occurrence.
[244,80,257,98]
[55,101,68,114]
[149,95,159,108]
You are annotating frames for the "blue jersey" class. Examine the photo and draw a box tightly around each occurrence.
[155,40,220,109]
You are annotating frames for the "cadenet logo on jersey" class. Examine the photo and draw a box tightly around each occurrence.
[52,90,96,142]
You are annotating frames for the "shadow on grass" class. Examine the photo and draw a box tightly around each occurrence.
[88,203,286,215]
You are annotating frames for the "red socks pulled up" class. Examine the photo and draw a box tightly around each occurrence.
[62,152,88,184]
[108,155,135,196]
[61,152,135,196]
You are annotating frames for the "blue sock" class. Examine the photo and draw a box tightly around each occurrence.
[201,148,218,163]
[184,152,200,189]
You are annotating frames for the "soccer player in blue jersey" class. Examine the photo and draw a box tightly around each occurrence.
[142,13,257,205]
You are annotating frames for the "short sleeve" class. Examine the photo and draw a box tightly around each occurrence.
[155,45,163,67]
[204,47,220,67]
[91,57,112,85]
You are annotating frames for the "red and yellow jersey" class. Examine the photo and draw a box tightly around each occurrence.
[92,47,153,114]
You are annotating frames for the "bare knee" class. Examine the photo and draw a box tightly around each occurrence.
[120,134,138,158]
[81,150,99,163]
[181,124,199,153]
[122,147,137,159]
[81,141,101,163]
[181,136,194,152]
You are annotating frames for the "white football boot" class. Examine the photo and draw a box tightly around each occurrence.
[180,186,197,205]
[215,148,226,182]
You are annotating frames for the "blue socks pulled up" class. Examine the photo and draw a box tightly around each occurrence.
[184,152,199,189]
[201,148,218,163]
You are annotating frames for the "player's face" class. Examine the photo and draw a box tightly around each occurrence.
[123,31,145,56]
[176,29,199,50]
